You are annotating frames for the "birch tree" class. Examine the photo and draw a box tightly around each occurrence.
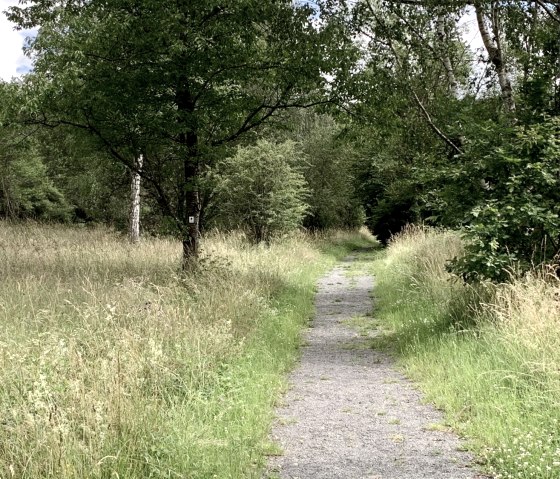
[129,154,142,244]
[436,14,459,98]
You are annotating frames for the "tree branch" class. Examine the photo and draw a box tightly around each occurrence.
[410,89,463,154]
[388,43,463,154]
[214,78,334,146]
[535,0,560,23]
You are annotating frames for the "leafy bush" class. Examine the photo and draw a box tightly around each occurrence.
[451,117,560,282]
[214,139,309,243]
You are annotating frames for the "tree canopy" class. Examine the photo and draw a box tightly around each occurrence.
[7,0,356,260]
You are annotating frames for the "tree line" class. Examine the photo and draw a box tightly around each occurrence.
[1,0,559,280]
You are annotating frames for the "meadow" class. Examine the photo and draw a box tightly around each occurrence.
[5,220,558,479]
[0,222,372,478]
[371,226,560,479]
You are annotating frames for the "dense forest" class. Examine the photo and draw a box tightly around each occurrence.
[1,0,559,276]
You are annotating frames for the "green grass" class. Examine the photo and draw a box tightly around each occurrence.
[0,222,375,479]
[369,225,560,479]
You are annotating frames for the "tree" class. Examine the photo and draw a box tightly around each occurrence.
[266,110,365,230]
[474,2,516,116]
[347,0,472,240]
[129,154,142,243]
[214,140,309,243]
[0,137,71,221]
[9,0,355,264]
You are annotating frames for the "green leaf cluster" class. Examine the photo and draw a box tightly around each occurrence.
[0,84,71,221]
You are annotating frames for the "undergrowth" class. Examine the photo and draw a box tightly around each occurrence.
[0,222,375,479]
[371,225,560,479]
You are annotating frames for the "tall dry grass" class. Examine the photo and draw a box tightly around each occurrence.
[0,222,358,478]
[372,225,560,479]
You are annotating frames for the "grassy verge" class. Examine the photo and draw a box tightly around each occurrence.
[0,222,374,479]
[369,225,560,479]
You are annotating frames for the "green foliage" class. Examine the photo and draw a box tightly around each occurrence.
[298,115,365,229]
[8,0,356,255]
[502,3,560,120]
[451,117,560,282]
[269,111,365,230]
[4,0,559,280]
[347,0,560,276]
[0,150,71,221]
[214,140,309,243]
[347,1,473,242]
[0,83,71,221]
[36,127,132,227]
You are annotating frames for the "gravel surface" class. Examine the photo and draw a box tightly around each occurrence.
[266,255,484,479]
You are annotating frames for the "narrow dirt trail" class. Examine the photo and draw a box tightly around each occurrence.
[266,254,483,479]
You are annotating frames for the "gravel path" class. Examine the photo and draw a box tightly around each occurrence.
[266,254,484,479]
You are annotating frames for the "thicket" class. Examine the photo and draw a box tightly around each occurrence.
[451,118,560,282]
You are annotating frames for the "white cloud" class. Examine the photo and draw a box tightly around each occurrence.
[0,0,34,81]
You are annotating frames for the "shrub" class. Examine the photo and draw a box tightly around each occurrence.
[0,150,71,221]
[451,117,560,282]
[214,140,309,243]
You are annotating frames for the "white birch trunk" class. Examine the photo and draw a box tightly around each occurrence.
[129,154,143,243]
[475,5,516,114]
[436,15,459,98]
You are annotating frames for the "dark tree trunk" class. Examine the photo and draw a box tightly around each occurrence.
[181,131,200,264]
[176,81,201,265]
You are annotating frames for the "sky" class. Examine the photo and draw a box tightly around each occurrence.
[0,0,34,81]
[0,2,483,82]
[459,6,484,54]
